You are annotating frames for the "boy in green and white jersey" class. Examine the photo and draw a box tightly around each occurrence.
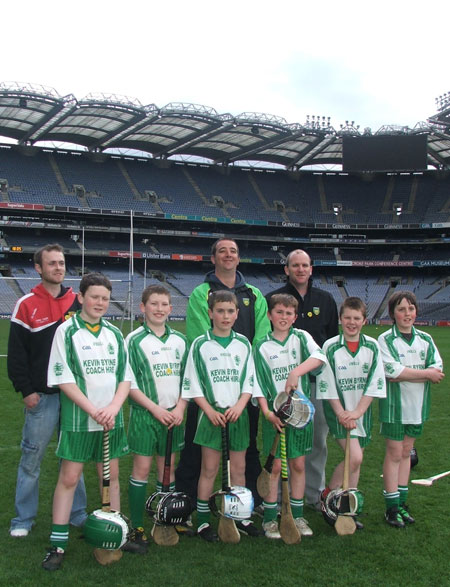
[378,291,444,528]
[125,285,188,553]
[181,290,257,542]
[43,273,131,571]
[316,297,386,529]
[253,293,326,539]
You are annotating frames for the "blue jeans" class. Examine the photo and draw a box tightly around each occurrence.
[10,393,87,532]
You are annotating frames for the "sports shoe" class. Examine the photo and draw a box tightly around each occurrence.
[385,506,406,528]
[294,517,313,536]
[197,523,219,543]
[262,520,281,539]
[398,504,415,524]
[236,520,263,537]
[42,547,64,571]
[175,515,195,536]
[121,526,149,554]
[10,528,29,538]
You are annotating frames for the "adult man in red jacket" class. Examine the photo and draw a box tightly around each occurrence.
[8,244,87,537]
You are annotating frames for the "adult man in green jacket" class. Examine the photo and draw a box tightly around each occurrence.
[176,238,270,514]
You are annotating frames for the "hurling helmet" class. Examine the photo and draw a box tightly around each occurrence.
[273,387,315,429]
[146,491,192,525]
[209,486,254,521]
[321,488,364,526]
[84,509,131,549]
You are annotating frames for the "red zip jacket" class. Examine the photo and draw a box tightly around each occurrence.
[7,282,80,398]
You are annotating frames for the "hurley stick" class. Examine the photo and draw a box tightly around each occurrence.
[334,430,356,536]
[217,423,240,544]
[93,430,123,565]
[153,427,179,546]
[256,431,280,500]
[411,470,450,487]
[279,428,301,545]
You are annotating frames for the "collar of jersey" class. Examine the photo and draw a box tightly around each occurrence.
[393,323,416,344]
[207,328,235,348]
[268,327,294,346]
[143,321,170,341]
[339,332,364,356]
[74,311,103,337]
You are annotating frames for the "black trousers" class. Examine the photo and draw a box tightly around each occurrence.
[175,401,262,508]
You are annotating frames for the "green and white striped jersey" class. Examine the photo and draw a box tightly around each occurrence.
[126,323,188,409]
[181,330,255,408]
[316,333,386,437]
[48,312,131,432]
[253,328,325,404]
[378,325,443,424]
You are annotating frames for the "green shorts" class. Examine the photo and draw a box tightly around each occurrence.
[324,402,372,448]
[261,417,313,459]
[128,406,184,457]
[56,428,129,463]
[194,408,249,452]
[380,422,424,441]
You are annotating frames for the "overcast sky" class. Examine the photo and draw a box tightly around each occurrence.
[2,0,448,132]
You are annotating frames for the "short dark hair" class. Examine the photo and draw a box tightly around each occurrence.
[285,249,312,267]
[340,296,367,319]
[207,289,238,310]
[79,272,112,295]
[34,243,64,266]
[141,284,171,304]
[268,293,298,313]
[210,238,239,257]
[388,291,418,321]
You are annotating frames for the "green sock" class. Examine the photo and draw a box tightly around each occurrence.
[383,490,400,510]
[156,481,163,493]
[169,482,176,492]
[398,485,408,505]
[128,477,148,528]
[263,501,278,524]
[290,498,304,519]
[196,499,210,527]
[50,524,69,550]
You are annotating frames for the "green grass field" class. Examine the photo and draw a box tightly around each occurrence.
[1,321,448,586]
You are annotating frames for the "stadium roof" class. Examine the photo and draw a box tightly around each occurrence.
[1,81,450,170]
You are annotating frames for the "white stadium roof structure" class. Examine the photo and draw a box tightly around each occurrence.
[1,81,450,170]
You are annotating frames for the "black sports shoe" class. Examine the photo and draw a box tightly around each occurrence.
[197,523,219,543]
[236,520,263,537]
[398,504,415,524]
[122,527,149,554]
[385,506,406,528]
[42,547,64,571]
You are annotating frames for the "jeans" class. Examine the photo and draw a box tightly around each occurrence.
[10,393,87,532]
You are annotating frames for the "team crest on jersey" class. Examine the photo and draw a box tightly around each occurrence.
[64,311,76,322]
[420,350,425,360]
[385,363,395,375]
[291,349,297,360]
[175,349,180,360]
[107,343,114,355]
[243,298,250,307]
[53,362,63,377]
[249,374,254,387]
[183,377,190,390]
[319,380,328,393]
[313,307,320,316]
[362,362,369,374]
[377,377,384,390]
[234,355,241,366]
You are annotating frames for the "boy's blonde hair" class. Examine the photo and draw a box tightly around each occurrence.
[268,293,298,313]
[208,289,238,310]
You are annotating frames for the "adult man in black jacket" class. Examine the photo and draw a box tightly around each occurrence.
[267,249,339,509]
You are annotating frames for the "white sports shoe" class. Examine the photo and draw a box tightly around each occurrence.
[10,528,29,538]
[262,520,281,539]
[294,517,313,536]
